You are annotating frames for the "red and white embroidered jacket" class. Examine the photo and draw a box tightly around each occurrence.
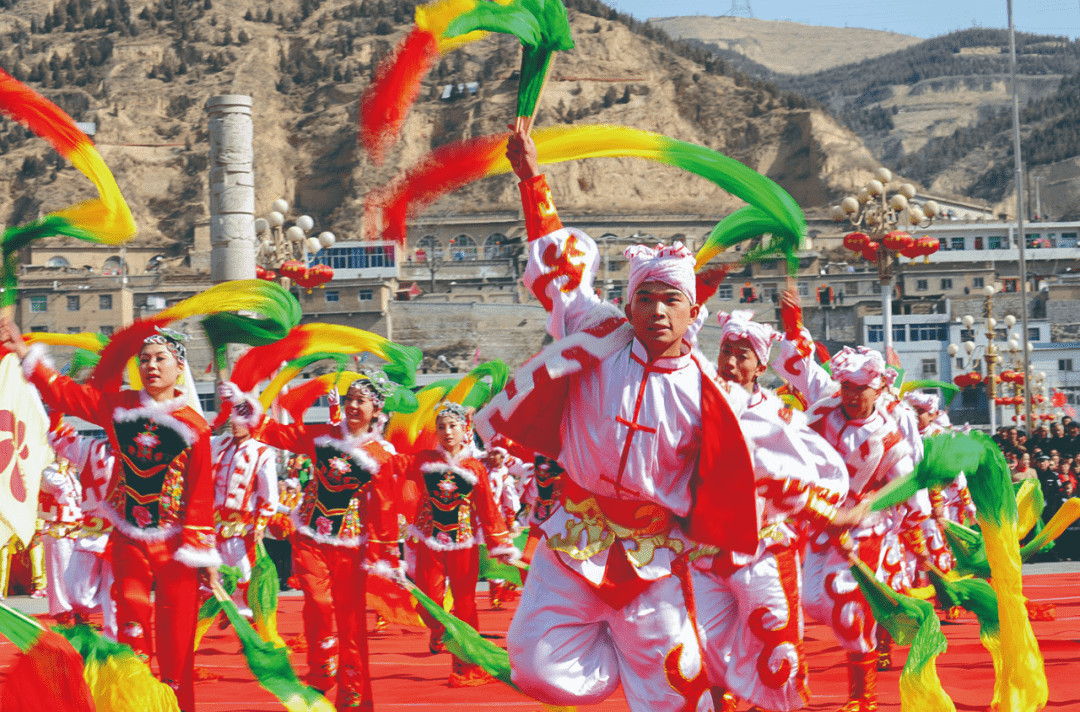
[24,346,219,568]
[772,337,931,542]
[38,460,81,533]
[211,435,278,538]
[252,418,397,555]
[48,426,115,553]
[475,175,758,589]
[398,447,513,554]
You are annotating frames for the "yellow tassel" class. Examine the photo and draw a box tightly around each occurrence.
[899,659,956,712]
[984,521,1048,712]
[83,653,180,712]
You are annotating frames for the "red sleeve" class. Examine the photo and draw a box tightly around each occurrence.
[518,174,563,241]
[175,421,222,568]
[365,455,400,562]
[470,462,512,551]
[26,358,111,428]
[252,417,314,459]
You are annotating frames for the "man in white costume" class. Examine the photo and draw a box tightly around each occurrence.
[693,310,852,712]
[477,130,759,712]
[773,292,930,712]
[211,420,278,616]
[38,457,80,622]
[48,424,117,638]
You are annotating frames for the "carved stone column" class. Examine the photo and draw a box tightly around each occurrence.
[206,95,256,282]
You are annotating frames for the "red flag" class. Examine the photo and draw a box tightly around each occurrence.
[886,345,901,368]
[1066,406,1076,419]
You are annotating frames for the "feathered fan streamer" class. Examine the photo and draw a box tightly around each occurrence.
[383,360,508,454]
[0,68,136,307]
[88,280,299,393]
[362,124,805,273]
[201,285,303,373]
[272,371,420,423]
[256,352,353,413]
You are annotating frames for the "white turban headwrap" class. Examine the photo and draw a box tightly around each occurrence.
[904,391,939,414]
[716,310,780,364]
[829,346,897,389]
[625,242,696,303]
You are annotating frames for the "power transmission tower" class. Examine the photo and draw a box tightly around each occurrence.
[724,0,754,18]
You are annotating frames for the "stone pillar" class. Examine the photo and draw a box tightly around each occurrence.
[206,95,256,282]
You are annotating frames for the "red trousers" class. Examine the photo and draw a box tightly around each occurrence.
[414,544,480,673]
[292,535,373,710]
[111,533,199,711]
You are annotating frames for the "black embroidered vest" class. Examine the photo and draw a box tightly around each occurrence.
[114,418,189,529]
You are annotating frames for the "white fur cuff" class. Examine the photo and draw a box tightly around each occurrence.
[231,393,265,429]
[22,343,54,381]
[488,544,523,562]
[174,544,224,569]
[363,558,408,585]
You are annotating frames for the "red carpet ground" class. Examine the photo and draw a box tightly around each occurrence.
[2,572,1078,711]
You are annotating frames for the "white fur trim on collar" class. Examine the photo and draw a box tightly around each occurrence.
[22,343,54,381]
[174,544,223,569]
[113,390,198,446]
[419,460,479,486]
[408,524,476,551]
[313,433,381,473]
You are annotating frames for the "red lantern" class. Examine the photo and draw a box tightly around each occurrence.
[309,264,335,288]
[862,241,881,262]
[900,244,922,259]
[968,371,983,386]
[280,260,305,281]
[882,230,913,252]
[954,373,971,388]
[917,236,940,257]
[843,232,870,252]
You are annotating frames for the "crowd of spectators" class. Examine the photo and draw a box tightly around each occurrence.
[993,419,1079,561]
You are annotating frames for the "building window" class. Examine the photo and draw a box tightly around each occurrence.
[797,283,809,298]
[1028,327,1040,342]
[1002,278,1018,293]
[198,392,215,413]
[844,281,857,294]
[1061,232,1077,247]
[448,234,478,261]
[1060,359,1073,372]
[99,294,112,310]
[893,324,906,342]
[484,233,510,259]
[760,261,776,271]
[608,285,623,302]
[30,295,47,312]
[415,236,442,261]
[910,323,947,341]
[915,279,928,291]
[67,296,80,311]
[67,326,80,334]
[972,277,985,288]
[358,289,373,301]
[960,328,975,341]
[718,284,733,300]
[974,236,984,250]
[319,245,396,270]
[761,283,778,301]
[988,235,1002,249]
[950,237,965,250]
[921,359,938,376]
[868,325,883,343]
[325,290,340,303]
[46,255,70,268]
[940,278,953,290]
[101,326,114,336]
[102,256,125,276]
[956,357,966,370]
[29,325,47,333]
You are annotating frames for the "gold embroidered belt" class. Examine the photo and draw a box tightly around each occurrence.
[546,478,685,567]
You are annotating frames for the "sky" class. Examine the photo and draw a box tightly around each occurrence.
[604,0,1080,39]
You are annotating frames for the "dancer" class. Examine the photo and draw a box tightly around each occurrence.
[1,317,219,712]
[48,423,118,637]
[398,402,516,686]
[694,310,852,712]
[773,291,930,712]
[219,373,400,709]
[37,457,80,623]
[480,129,757,712]
[211,420,279,616]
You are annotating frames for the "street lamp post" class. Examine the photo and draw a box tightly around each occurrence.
[254,199,336,289]
[948,285,1012,432]
[830,168,941,356]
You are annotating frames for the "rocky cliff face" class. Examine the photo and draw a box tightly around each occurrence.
[0,0,889,254]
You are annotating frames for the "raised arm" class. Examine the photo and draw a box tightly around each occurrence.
[508,129,602,339]
[770,288,838,405]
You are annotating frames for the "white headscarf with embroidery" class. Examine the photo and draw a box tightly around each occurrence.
[625,242,697,303]
[904,391,939,414]
[716,310,780,364]
[829,346,897,389]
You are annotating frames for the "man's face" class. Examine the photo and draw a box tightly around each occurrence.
[1053,424,1064,437]
[624,281,699,359]
[1009,428,1018,442]
[717,337,766,388]
[488,450,506,468]
[1036,458,1050,471]
[839,381,881,420]
[916,409,934,430]
[1068,425,1079,438]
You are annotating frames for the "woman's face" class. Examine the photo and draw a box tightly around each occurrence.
[342,386,378,434]
[138,344,181,394]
